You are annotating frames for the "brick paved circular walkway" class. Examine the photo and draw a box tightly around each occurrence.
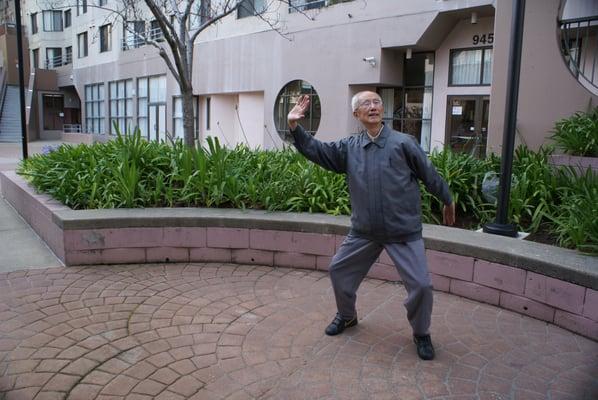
[0,263,596,400]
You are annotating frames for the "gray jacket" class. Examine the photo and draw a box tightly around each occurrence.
[291,124,452,242]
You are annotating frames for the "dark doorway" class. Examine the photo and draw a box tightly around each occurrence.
[445,95,489,158]
[42,94,64,130]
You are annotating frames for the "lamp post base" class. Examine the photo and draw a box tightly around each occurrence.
[483,223,518,237]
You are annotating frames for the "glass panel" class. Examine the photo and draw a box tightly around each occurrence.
[451,49,482,85]
[149,77,160,102]
[424,53,434,86]
[137,78,147,97]
[403,88,423,119]
[482,48,493,85]
[448,98,477,154]
[420,119,432,152]
[138,98,147,117]
[405,53,428,86]
[126,99,133,117]
[422,87,433,120]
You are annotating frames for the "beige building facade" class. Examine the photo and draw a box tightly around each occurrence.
[1,0,597,154]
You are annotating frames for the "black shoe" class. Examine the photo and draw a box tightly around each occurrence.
[325,313,358,336]
[413,334,435,360]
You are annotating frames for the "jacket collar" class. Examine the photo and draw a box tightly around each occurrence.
[361,123,390,148]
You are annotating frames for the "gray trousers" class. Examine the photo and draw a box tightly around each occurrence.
[329,235,433,336]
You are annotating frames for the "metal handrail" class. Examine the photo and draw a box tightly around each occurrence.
[121,27,164,51]
[289,0,352,13]
[44,53,72,69]
[559,15,598,95]
[63,123,82,133]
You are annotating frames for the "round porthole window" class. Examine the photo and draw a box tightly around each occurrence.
[273,80,321,143]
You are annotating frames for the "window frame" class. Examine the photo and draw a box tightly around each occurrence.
[78,31,88,58]
[448,46,493,87]
[64,9,71,28]
[42,10,63,32]
[99,24,112,53]
[45,47,62,68]
[31,13,38,34]
[109,79,133,135]
[84,83,105,134]
[32,48,39,69]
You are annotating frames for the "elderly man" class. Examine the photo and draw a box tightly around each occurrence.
[287,91,455,360]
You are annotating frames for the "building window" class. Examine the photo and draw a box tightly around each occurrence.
[449,47,493,86]
[109,79,133,135]
[64,9,71,28]
[45,47,62,68]
[77,0,87,16]
[173,96,199,139]
[99,24,112,52]
[206,97,210,130]
[43,10,63,32]
[377,52,435,151]
[274,80,321,137]
[65,46,72,65]
[123,21,145,49]
[149,20,164,41]
[238,0,266,18]
[31,13,38,34]
[98,0,107,6]
[137,75,167,140]
[32,48,39,69]
[78,32,88,58]
[85,83,105,134]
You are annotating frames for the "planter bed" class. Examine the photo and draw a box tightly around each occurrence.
[2,170,597,340]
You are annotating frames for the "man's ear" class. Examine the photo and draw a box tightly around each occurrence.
[353,111,358,118]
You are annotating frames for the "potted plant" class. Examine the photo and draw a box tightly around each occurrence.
[549,107,598,173]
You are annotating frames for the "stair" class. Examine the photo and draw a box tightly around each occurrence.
[0,85,24,143]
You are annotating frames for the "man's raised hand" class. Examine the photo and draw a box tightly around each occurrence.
[287,95,310,130]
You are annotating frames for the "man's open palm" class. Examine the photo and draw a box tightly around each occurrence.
[288,95,310,129]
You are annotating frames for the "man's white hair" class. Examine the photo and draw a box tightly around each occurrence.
[351,91,382,112]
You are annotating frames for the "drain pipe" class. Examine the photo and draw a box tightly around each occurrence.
[14,0,28,159]
[483,0,526,238]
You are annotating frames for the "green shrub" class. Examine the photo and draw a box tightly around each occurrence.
[546,168,598,254]
[17,130,597,254]
[551,107,598,157]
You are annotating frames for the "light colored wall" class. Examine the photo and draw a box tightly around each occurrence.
[200,94,237,147]
[237,92,265,148]
[488,0,598,153]
[430,17,494,151]
[193,11,442,145]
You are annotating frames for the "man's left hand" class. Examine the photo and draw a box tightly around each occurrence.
[443,202,456,226]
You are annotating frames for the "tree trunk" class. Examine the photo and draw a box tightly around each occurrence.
[182,89,195,147]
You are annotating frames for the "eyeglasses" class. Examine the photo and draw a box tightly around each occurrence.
[358,99,382,108]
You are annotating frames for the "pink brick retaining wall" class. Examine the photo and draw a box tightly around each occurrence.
[1,171,597,341]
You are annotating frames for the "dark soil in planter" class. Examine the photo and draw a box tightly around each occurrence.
[524,225,560,247]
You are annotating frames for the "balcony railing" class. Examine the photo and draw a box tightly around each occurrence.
[44,53,72,69]
[63,124,82,133]
[559,15,598,95]
[289,0,352,13]
[121,27,164,51]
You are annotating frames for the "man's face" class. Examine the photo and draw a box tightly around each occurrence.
[353,92,384,126]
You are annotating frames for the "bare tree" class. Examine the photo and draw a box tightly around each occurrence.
[35,0,316,146]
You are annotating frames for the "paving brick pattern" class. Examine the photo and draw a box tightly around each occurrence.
[0,263,596,400]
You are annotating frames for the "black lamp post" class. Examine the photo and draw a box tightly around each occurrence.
[14,0,28,159]
[483,0,526,237]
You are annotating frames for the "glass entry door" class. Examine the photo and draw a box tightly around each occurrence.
[446,96,489,158]
[149,103,166,142]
